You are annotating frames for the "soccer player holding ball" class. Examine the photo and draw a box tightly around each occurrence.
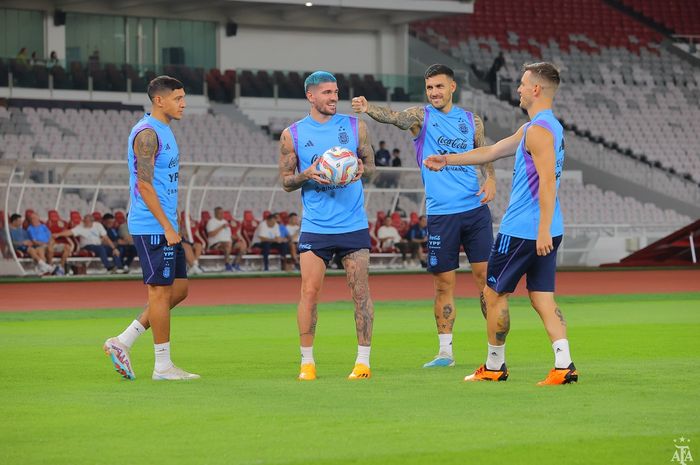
[278,71,377,381]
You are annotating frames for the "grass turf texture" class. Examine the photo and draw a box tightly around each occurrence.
[0,293,698,465]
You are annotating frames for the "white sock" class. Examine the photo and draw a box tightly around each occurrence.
[438,333,453,357]
[552,339,572,368]
[193,260,199,267]
[117,320,146,349]
[154,342,173,372]
[486,343,505,370]
[300,346,314,365]
[356,345,371,367]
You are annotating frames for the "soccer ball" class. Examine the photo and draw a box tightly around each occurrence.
[317,146,359,186]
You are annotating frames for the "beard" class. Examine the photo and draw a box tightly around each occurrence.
[315,102,336,116]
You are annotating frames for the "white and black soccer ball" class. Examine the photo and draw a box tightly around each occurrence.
[317,146,359,186]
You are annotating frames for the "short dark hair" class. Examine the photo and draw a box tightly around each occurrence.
[147,75,184,101]
[424,64,454,80]
[9,213,21,222]
[379,140,386,145]
[214,206,223,212]
[288,213,298,218]
[392,148,400,154]
[102,213,114,221]
[522,62,560,86]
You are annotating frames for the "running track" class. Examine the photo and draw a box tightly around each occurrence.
[0,269,698,312]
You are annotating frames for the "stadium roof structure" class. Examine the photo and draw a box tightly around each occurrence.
[13,0,473,29]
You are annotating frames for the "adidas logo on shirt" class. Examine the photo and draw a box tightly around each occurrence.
[304,140,314,147]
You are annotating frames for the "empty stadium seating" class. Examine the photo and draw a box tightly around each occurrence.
[410,0,700,183]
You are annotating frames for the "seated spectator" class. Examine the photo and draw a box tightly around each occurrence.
[54,214,124,273]
[27,212,72,275]
[376,216,403,252]
[206,206,243,272]
[252,213,289,271]
[283,212,301,268]
[178,213,203,274]
[407,215,429,268]
[377,216,417,265]
[391,148,402,167]
[9,213,55,275]
[103,213,136,272]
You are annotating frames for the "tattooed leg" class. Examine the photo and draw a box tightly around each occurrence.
[342,249,374,346]
[528,291,567,342]
[298,252,326,347]
[433,271,457,333]
[470,261,488,320]
[484,286,511,346]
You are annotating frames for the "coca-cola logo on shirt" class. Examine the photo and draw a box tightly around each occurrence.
[436,136,469,150]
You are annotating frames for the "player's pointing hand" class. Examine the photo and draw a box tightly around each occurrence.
[423,155,447,171]
[351,96,368,114]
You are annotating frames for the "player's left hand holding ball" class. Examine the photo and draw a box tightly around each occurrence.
[423,155,447,171]
[304,157,332,185]
[350,158,365,183]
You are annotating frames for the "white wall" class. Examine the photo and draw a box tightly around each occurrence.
[44,11,65,60]
[219,25,407,75]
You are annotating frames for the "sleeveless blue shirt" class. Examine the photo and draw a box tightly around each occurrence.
[288,113,368,234]
[413,105,483,215]
[127,114,179,235]
[499,109,565,240]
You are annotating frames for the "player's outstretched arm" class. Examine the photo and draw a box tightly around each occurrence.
[527,125,557,256]
[352,96,424,135]
[424,123,526,171]
[355,120,376,181]
[134,128,181,245]
[278,128,329,192]
[474,114,496,204]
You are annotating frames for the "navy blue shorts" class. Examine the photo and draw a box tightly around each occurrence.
[486,233,563,294]
[427,205,494,273]
[133,234,187,285]
[297,229,371,267]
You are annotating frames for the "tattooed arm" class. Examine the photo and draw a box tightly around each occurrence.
[356,120,376,180]
[474,114,496,204]
[134,129,181,245]
[351,96,424,136]
[278,128,328,192]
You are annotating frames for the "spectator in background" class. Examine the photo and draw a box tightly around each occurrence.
[407,215,429,268]
[15,48,28,66]
[375,140,391,167]
[9,213,54,275]
[103,213,136,272]
[54,214,124,273]
[487,52,507,95]
[391,148,402,167]
[48,51,59,67]
[252,213,289,271]
[206,206,240,272]
[178,213,203,275]
[376,216,403,252]
[27,212,71,275]
[281,212,301,269]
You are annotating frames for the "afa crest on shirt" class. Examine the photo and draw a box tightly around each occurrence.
[458,119,470,135]
[338,127,349,145]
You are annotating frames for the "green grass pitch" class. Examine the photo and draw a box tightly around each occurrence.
[0,292,698,465]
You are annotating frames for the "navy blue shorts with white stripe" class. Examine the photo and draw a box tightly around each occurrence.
[133,234,187,285]
[486,233,563,294]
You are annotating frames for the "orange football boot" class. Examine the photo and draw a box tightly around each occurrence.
[537,363,578,385]
[464,363,509,382]
[347,363,371,380]
[298,363,317,381]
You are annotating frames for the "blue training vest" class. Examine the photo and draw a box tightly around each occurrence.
[127,114,179,235]
[499,109,565,240]
[413,105,483,215]
[288,113,368,234]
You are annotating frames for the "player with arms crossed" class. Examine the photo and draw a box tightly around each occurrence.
[352,64,496,368]
[103,76,199,381]
[279,71,376,381]
[424,62,578,385]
